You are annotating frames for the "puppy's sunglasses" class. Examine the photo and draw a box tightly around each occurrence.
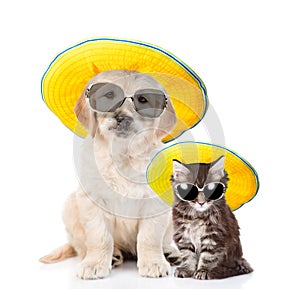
[175,182,225,202]
[86,82,167,118]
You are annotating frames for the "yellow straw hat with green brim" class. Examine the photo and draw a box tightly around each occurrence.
[147,142,259,211]
[41,38,208,143]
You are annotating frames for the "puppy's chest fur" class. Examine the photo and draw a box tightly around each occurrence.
[76,136,169,219]
[94,138,159,199]
[97,153,150,198]
[113,217,139,253]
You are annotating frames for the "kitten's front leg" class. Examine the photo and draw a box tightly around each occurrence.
[193,246,224,280]
[137,214,170,278]
[174,245,198,278]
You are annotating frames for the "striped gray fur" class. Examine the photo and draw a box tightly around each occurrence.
[171,157,253,279]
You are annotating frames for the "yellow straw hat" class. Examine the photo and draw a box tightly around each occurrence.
[147,142,259,211]
[41,38,208,142]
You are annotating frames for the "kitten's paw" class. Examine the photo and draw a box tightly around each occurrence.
[138,259,170,278]
[174,267,193,278]
[164,247,182,266]
[237,258,253,274]
[112,248,123,268]
[193,269,210,280]
[77,261,110,280]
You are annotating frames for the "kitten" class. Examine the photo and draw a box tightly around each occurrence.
[171,156,253,279]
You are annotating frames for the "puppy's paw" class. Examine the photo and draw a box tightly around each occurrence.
[112,248,124,268]
[77,261,110,280]
[164,247,182,266]
[138,259,170,278]
[193,269,210,280]
[174,267,193,278]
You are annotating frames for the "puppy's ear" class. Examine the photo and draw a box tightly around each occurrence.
[156,97,177,140]
[74,91,98,138]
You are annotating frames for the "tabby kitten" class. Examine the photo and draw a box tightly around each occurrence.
[171,156,253,279]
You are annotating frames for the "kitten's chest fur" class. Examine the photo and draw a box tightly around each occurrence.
[183,219,206,253]
[173,203,227,254]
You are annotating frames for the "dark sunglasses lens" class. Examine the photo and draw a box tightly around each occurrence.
[88,83,124,112]
[176,184,198,201]
[134,89,166,118]
[203,183,224,200]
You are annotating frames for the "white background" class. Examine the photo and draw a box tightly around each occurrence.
[1,0,299,288]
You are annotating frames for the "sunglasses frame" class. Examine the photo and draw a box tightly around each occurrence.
[175,182,226,202]
[85,83,168,119]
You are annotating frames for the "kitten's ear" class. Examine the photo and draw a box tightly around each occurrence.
[210,156,225,176]
[172,159,190,179]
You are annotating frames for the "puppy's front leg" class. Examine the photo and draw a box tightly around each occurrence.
[77,221,113,280]
[137,214,170,278]
[77,203,113,279]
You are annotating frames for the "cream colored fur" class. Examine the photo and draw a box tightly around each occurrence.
[40,71,181,279]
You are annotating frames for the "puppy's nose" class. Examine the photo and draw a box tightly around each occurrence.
[115,114,133,127]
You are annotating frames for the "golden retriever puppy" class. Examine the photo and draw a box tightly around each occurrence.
[40,70,181,279]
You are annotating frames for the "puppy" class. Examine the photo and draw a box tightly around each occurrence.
[40,70,181,279]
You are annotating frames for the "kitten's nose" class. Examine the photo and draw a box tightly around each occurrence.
[197,193,206,205]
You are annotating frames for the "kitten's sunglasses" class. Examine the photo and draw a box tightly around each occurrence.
[86,82,167,118]
[175,182,225,202]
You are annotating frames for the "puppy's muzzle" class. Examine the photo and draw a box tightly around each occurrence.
[115,114,133,131]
